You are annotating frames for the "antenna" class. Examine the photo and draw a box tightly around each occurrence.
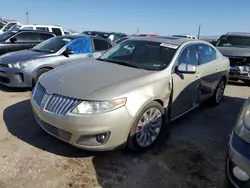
[198,25,201,39]
[26,12,29,24]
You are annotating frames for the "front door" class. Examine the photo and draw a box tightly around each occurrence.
[170,45,201,120]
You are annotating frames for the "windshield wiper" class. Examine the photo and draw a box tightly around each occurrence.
[97,58,141,69]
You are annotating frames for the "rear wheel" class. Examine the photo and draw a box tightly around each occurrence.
[210,79,226,106]
[33,68,52,86]
[127,101,165,151]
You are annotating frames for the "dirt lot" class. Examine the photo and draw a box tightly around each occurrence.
[0,82,249,188]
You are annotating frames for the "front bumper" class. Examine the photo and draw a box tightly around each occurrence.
[0,67,33,88]
[30,97,133,151]
[226,132,250,188]
[229,71,250,81]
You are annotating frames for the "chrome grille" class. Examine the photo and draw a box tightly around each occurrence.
[44,94,82,116]
[33,83,46,107]
[35,114,72,141]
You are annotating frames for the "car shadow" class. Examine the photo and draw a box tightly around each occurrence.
[227,80,247,87]
[3,99,93,158]
[0,85,30,92]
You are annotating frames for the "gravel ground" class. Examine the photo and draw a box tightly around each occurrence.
[0,82,249,188]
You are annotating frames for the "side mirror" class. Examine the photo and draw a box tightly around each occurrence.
[211,40,217,46]
[10,37,17,43]
[176,63,196,74]
[62,48,74,57]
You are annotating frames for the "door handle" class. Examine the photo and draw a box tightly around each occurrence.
[87,54,93,58]
[196,73,200,78]
[216,67,220,71]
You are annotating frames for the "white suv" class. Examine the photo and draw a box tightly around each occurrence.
[20,25,65,36]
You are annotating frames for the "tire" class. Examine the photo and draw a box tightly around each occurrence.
[127,101,165,152]
[209,79,226,106]
[244,80,250,86]
[33,68,52,86]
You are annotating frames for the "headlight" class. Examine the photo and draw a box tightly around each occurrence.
[71,98,126,114]
[234,98,250,143]
[8,60,36,69]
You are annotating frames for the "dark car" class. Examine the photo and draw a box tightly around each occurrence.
[0,30,55,56]
[226,97,250,188]
[95,32,127,42]
[216,32,250,85]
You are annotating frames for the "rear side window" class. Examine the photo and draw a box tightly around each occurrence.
[178,45,198,66]
[36,27,49,31]
[14,32,39,42]
[39,33,54,41]
[52,28,62,36]
[93,39,109,51]
[197,44,217,65]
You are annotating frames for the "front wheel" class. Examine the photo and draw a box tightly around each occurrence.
[210,79,226,106]
[127,101,165,151]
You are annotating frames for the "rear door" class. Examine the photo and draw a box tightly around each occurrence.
[6,31,40,53]
[196,44,220,102]
[170,44,201,119]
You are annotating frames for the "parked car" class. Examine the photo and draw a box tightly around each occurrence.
[0,30,55,56]
[226,97,250,187]
[173,34,197,39]
[95,32,127,42]
[31,36,229,151]
[20,25,65,36]
[216,32,250,85]
[0,35,113,88]
[0,21,20,34]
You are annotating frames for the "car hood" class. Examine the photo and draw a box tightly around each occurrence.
[216,47,250,57]
[0,50,55,64]
[40,59,156,100]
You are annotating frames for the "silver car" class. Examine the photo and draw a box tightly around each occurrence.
[31,36,229,151]
[0,35,113,87]
[226,97,250,187]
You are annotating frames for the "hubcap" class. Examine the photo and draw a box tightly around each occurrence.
[216,80,225,103]
[136,108,162,147]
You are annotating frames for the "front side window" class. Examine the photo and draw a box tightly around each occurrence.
[98,40,177,71]
[216,35,250,48]
[94,39,109,51]
[14,32,39,42]
[197,44,217,65]
[32,37,72,53]
[177,45,198,66]
[52,28,62,36]
[39,33,54,41]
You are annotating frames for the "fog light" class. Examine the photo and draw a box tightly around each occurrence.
[96,133,108,144]
[233,166,250,182]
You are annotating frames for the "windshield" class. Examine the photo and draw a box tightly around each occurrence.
[216,35,250,48]
[98,40,177,71]
[0,30,15,41]
[32,37,73,53]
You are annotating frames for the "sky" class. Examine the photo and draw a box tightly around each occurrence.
[1,0,250,36]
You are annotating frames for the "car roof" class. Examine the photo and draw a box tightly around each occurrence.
[222,32,250,37]
[130,36,196,46]
[21,24,62,28]
[10,29,55,35]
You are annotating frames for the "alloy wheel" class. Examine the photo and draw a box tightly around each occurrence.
[135,108,162,147]
[216,80,225,103]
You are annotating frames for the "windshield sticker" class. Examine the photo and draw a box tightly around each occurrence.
[160,43,178,49]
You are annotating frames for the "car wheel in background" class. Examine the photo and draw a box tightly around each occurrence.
[210,78,226,106]
[33,68,52,86]
[127,101,165,152]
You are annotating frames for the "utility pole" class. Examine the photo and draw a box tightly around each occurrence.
[26,12,29,24]
[136,28,139,36]
[198,25,201,39]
